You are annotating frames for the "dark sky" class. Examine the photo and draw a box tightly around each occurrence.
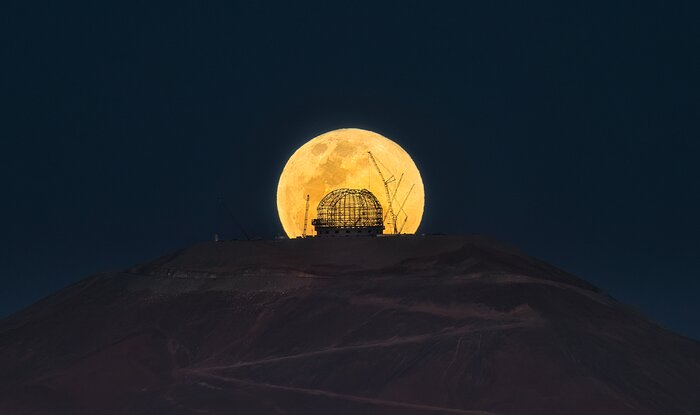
[1,2,698,339]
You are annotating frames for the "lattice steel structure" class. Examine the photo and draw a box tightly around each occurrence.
[311,188,384,237]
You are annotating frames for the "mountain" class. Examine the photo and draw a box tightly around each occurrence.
[1,235,698,415]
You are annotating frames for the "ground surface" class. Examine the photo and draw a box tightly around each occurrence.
[1,235,699,415]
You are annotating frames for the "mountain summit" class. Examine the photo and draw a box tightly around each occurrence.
[1,235,698,415]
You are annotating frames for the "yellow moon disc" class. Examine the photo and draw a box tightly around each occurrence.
[276,128,425,238]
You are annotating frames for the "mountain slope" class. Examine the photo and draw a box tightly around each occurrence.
[1,235,698,415]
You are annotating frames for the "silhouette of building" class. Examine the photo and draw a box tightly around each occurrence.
[311,188,384,237]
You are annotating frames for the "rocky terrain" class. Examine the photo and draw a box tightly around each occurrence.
[1,235,699,414]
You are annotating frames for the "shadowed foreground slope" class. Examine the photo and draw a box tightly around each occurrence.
[1,235,698,415]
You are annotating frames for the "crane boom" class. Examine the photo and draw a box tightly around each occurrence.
[368,151,397,234]
[396,184,415,234]
[396,184,415,217]
[382,172,403,223]
[391,173,404,205]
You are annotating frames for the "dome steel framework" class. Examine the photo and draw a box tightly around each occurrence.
[311,188,384,237]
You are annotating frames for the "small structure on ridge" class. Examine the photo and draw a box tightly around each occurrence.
[311,188,384,237]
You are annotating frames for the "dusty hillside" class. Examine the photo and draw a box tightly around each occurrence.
[1,235,698,415]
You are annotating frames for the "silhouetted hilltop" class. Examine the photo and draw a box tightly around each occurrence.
[1,235,698,415]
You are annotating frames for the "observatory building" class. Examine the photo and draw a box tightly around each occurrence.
[311,188,384,237]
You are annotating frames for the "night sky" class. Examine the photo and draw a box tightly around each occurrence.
[2,2,698,340]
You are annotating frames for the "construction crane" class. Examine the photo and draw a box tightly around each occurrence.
[396,184,415,234]
[385,172,405,223]
[390,173,404,205]
[368,151,398,234]
[302,194,310,238]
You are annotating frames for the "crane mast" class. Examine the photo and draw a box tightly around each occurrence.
[367,151,398,234]
[302,194,310,237]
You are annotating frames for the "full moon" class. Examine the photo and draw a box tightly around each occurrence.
[277,128,425,238]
